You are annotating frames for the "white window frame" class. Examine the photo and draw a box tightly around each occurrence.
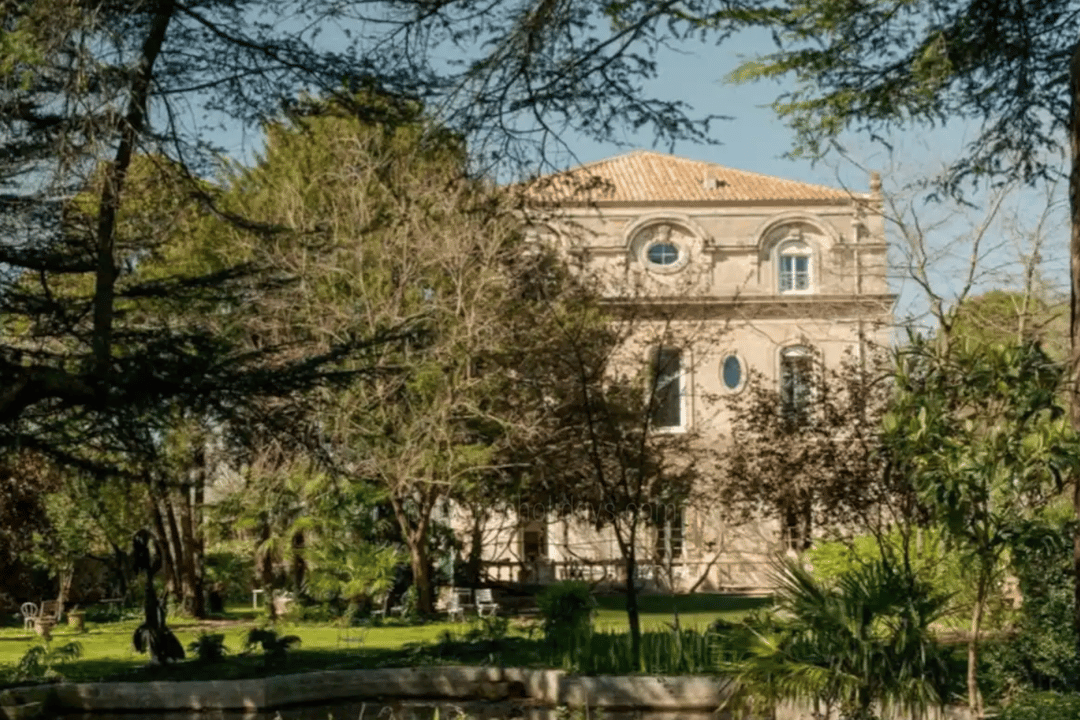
[777,239,813,294]
[649,346,690,433]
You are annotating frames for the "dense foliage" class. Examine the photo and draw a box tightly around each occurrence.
[720,559,952,720]
[996,692,1080,720]
[537,581,596,661]
[982,516,1080,702]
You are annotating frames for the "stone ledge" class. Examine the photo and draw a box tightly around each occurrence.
[0,667,974,719]
[3,666,728,713]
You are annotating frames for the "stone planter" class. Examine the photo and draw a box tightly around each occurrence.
[32,618,54,641]
[67,611,85,633]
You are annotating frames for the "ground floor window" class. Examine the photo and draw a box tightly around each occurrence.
[520,521,547,563]
[654,506,684,560]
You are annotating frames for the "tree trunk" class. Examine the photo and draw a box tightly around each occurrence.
[409,537,434,615]
[967,564,988,719]
[389,491,436,615]
[176,482,205,617]
[465,511,485,587]
[109,541,129,598]
[151,498,182,595]
[1069,40,1080,659]
[57,565,73,620]
[191,446,206,616]
[624,544,642,671]
[92,0,174,379]
[161,493,187,608]
[290,530,306,593]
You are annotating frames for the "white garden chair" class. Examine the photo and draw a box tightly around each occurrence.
[19,602,37,631]
[475,588,499,617]
[446,589,471,622]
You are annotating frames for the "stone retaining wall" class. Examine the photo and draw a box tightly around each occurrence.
[0,667,728,716]
[0,666,972,719]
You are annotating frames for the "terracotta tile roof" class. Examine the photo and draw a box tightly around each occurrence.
[527,150,856,203]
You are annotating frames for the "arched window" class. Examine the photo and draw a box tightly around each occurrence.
[778,239,812,293]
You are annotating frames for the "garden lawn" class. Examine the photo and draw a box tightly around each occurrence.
[0,593,771,683]
[593,592,771,631]
[0,617,466,682]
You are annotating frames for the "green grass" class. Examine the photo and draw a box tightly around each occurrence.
[0,593,771,684]
[0,618,469,681]
[593,592,771,631]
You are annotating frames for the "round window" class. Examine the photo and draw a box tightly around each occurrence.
[722,355,742,390]
[647,242,680,266]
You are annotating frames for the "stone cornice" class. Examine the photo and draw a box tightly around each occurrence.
[600,293,896,320]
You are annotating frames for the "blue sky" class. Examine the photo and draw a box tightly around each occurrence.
[562,29,874,191]
[551,28,1071,326]
[204,20,1069,328]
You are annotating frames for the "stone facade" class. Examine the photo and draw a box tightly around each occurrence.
[466,151,893,593]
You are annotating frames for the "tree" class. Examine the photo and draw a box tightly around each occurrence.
[1,0,754,477]
[717,345,900,553]
[207,95,554,615]
[507,266,718,668]
[724,0,1080,650]
[952,290,1068,360]
[0,453,58,604]
[884,336,1080,716]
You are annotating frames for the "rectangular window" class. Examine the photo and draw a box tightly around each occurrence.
[779,255,810,292]
[782,504,811,552]
[780,350,812,422]
[521,522,547,562]
[650,347,683,429]
[655,506,684,560]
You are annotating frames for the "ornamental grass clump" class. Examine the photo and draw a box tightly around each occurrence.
[579,627,715,674]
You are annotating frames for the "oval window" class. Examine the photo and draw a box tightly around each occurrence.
[722,355,742,390]
[646,242,680,266]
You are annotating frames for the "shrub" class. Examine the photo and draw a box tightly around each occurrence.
[536,581,595,662]
[996,692,1080,720]
[187,632,229,663]
[981,518,1079,703]
[204,546,254,605]
[807,527,973,609]
[721,559,953,720]
[465,614,510,643]
[12,641,82,681]
[244,627,301,664]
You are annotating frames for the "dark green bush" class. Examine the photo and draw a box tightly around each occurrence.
[981,519,1079,702]
[997,692,1080,720]
[187,632,228,662]
[244,627,301,664]
[536,581,595,660]
[204,548,254,605]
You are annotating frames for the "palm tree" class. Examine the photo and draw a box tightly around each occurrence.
[719,559,953,720]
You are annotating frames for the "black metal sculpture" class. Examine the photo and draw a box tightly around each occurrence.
[131,529,185,664]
